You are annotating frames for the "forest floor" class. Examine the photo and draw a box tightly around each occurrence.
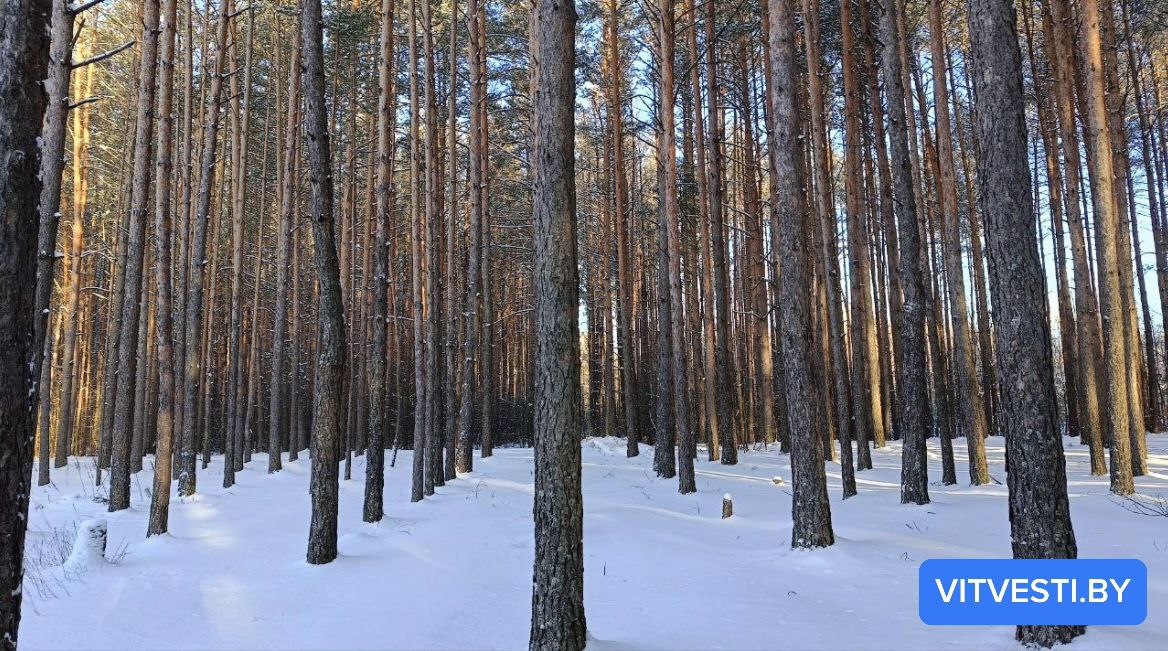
[21,433,1168,650]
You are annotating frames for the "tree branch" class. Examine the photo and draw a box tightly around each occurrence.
[68,95,104,110]
[69,0,111,15]
[72,39,134,68]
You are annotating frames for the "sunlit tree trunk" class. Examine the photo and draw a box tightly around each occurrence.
[109,0,161,511]
[179,2,230,497]
[1074,0,1134,494]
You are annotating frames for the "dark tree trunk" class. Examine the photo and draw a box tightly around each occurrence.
[33,0,74,489]
[0,0,52,642]
[967,0,1083,645]
[443,4,459,483]
[609,0,639,458]
[879,0,930,505]
[421,0,442,495]
[658,0,695,494]
[767,0,834,550]
[458,0,484,474]
[528,0,587,647]
[366,0,394,521]
[110,0,161,512]
[653,131,676,480]
[31,0,76,398]
[303,0,346,565]
[179,2,230,497]
[99,109,135,477]
[1022,1,1078,444]
[841,0,880,471]
[705,0,735,465]
[224,6,255,487]
[803,0,854,496]
[408,0,427,503]
[270,8,302,475]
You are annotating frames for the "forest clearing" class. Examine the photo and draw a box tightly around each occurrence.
[20,436,1168,649]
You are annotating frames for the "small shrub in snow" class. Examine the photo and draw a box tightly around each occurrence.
[1115,493,1168,517]
[63,519,108,574]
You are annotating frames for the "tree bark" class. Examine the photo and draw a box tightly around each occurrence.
[967,0,1083,645]
[1045,0,1107,475]
[179,1,231,497]
[31,0,77,406]
[767,0,834,549]
[0,0,51,641]
[54,24,97,469]
[408,0,427,502]
[803,0,854,495]
[224,6,255,487]
[841,0,880,471]
[1073,0,1134,494]
[653,122,676,480]
[110,0,161,512]
[421,0,442,495]
[879,0,930,505]
[303,0,347,565]
[609,0,639,458]
[458,0,484,474]
[32,0,75,488]
[148,0,181,536]
[366,0,395,521]
[528,0,587,647]
[270,11,302,474]
[927,0,987,485]
[443,3,460,482]
[658,0,695,494]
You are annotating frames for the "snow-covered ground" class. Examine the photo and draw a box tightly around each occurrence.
[21,434,1168,650]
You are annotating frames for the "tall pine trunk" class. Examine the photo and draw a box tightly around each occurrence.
[658,0,695,494]
[1075,0,1134,495]
[927,0,987,485]
[0,0,51,641]
[303,0,347,565]
[33,0,76,487]
[880,0,930,505]
[458,0,484,474]
[109,0,161,511]
[179,2,231,497]
[148,0,181,535]
[768,0,833,549]
[528,0,586,647]
[967,0,1083,645]
[365,0,395,521]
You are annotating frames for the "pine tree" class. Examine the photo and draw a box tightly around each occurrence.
[528,0,587,647]
[0,0,52,642]
[967,0,1083,644]
[303,0,347,565]
[767,0,833,550]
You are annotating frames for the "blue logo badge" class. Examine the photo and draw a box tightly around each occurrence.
[919,559,1147,625]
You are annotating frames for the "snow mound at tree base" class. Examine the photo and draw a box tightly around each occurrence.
[62,518,107,575]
